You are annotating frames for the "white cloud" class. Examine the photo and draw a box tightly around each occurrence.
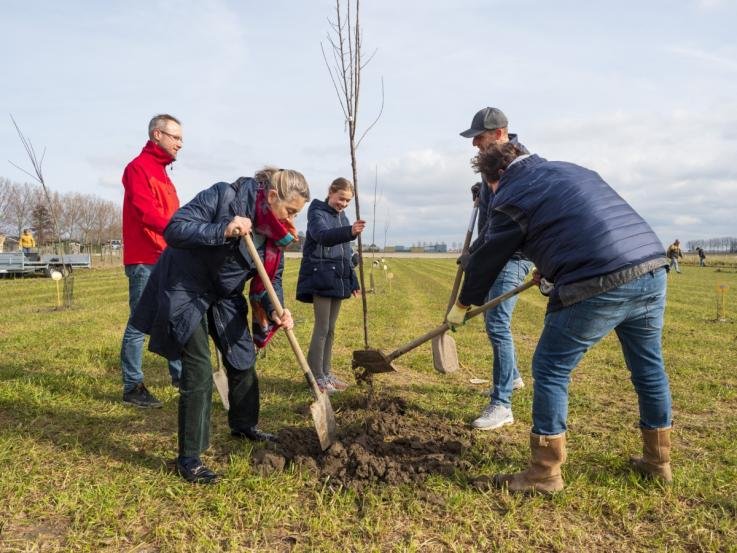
[667,46,737,72]
[674,215,702,226]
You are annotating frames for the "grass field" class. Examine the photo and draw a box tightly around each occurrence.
[1,260,736,552]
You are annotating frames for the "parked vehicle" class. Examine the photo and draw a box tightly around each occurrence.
[0,252,92,277]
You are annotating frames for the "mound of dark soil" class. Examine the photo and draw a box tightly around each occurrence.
[252,395,473,491]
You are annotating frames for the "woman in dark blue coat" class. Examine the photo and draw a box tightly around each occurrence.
[132,167,310,484]
[296,178,365,393]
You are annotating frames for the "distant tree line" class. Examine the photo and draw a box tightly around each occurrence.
[0,177,121,247]
[686,237,737,253]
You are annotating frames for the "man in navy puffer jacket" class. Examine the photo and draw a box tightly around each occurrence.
[448,143,672,494]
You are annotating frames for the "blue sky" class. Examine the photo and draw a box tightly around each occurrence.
[1,0,735,247]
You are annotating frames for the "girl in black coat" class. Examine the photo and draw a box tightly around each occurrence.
[296,178,365,393]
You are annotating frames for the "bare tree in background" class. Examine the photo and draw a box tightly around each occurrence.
[0,177,14,230]
[0,176,121,250]
[322,0,384,349]
[6,182,37,237]
[9,116,75,306]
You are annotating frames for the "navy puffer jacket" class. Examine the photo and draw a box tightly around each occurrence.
[296,199,359,303]
[131,177,283,370]
[460,154,667,310]
[497,155,664,286]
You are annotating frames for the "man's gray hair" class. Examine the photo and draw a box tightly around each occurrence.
[148,114,181,139]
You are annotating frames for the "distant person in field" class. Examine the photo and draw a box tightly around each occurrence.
[20,229,36,254]
[459,107,532,431]
[132,167,310,484]
[696,246,706,267]
[296,177,365,394]
[666,239,683,273]
[120,114,183,408]
[447,143,673,494]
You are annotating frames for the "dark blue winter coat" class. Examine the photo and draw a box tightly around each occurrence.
[131,177,282,370]
[296,199,359,303]
[460,155,667,310]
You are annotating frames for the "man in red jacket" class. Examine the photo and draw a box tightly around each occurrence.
[120,114,182,407]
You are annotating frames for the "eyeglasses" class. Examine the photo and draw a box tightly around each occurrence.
[158,129,183,143]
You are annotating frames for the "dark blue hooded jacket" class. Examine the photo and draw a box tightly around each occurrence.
[460,155,667,310]
[131,177,282,370]
[296,198,359,302]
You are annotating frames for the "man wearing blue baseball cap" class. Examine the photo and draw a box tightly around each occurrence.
[460,107,533,432]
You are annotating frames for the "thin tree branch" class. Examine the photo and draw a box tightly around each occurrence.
[320,42,349,119]
[356,76,384,148]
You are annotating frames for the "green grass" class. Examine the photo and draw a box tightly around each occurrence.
[1,261,736,552]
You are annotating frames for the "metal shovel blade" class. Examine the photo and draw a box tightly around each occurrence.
[213,347,230,410]
[242,233,338,450]
[309,394,337,451]
[431,332,459,374]
[213,368,230,410]
[351,348,398,375]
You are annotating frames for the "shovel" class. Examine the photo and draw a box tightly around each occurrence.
[212,346,230,410]
[353,280,535,379]
[431,199,479,374]
[242,233,337,451]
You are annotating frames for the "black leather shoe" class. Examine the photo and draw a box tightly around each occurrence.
[231,426,278,443]
[123,383,163,408]
[176,460,220,484]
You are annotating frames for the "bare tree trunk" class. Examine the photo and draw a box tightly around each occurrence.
[322,0,383,349]
[349,135,370,346]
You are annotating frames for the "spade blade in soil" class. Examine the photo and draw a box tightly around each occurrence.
[431,332,459,374]
[213,368,230,410]
[352,348,398,376]
[310,394,337,451]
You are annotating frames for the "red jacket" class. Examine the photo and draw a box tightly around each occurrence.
[122,141,180,265]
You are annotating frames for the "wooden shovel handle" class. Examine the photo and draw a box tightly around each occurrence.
[242,233,322,399]
[387,279,536,362]
[445,199,479,316]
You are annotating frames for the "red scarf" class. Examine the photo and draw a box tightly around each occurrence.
[249,189,298,348]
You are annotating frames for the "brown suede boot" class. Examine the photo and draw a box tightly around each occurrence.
[630,427,672,482]
[493,432,566,494]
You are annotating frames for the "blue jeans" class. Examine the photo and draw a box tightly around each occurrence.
[531,268,671,435]
[485,258,533,408]
[669,257,680,273]
[120,264,181,392]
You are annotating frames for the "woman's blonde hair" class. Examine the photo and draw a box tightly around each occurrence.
[254,166,310,202]
[328,177,354,195]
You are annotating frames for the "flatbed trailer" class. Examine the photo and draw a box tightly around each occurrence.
[0,252,92,276]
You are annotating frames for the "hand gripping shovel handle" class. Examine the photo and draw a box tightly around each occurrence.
[387,279,536,363]
[242,233,322,400]
[445,199,479,316]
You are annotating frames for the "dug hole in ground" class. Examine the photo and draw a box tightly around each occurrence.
[251,390,481,494]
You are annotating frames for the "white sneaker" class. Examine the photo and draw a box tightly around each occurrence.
[471,404,514,430]
[327,374,349,391]
[316,377,337,395]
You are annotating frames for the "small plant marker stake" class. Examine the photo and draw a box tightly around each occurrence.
[716,283,729,322]
[51,270,62,309]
